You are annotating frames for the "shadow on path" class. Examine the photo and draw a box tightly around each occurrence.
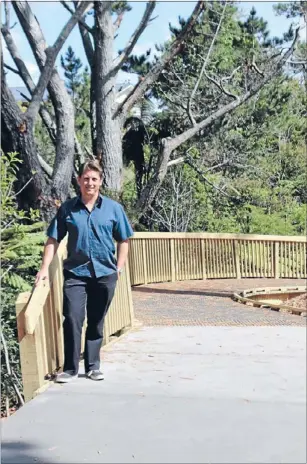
[1,440,53,464]
[132,286,233,298]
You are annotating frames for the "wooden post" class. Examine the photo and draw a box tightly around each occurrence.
[124,260,135,326]
[142,240,148,284]
[201,239,207,280]
[274,242,280,279]
[16,292,47,402]
[170,239,175,282]
[233,240,241,279]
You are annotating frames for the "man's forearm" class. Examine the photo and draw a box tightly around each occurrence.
[40,237,59,270]
[116,240,129,271]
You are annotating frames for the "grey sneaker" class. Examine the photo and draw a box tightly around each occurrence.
[55,372,78,383]
[86,370,104,381]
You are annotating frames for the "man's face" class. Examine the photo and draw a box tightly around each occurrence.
[78,169,102,199]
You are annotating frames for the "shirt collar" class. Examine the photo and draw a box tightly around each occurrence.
[75,193,103,209]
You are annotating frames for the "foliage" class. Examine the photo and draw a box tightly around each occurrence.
[273,1,307,20]
[1,152,45,416]
[119,4,306,235]
[61,46,83,101]
[14,2,306,236]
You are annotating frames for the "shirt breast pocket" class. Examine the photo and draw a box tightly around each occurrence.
[97,219,114,237]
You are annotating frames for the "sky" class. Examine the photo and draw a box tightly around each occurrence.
[2,1,303,88]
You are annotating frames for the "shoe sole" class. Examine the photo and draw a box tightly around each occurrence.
[55,376,78,384]
[86,375,104,381]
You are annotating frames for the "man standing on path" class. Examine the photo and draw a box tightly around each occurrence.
[35,160,134,383]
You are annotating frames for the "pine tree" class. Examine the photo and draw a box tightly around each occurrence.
[60,46,83,101]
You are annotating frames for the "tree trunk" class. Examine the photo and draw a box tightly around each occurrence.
[93,3,122,193]
[1,64,62,223]
[13,1,75,203]
[1,66,47,205]
[135,139,172,217]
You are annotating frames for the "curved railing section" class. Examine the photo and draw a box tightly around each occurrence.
[16,231,306,402]
[233,286,307,316]
[15,238,134,402]
[128,232,307,285]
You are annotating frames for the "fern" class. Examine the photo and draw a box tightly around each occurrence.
[4,233,46,252]
[1,271,31,292]
[1,152,46,415]
[1,221,46,239]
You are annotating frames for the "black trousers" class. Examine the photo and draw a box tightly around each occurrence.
[62,270,117,375]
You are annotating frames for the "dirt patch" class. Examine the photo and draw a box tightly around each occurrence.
[286,293,307,312]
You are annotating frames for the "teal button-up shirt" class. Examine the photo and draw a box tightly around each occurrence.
[47,195,133,277]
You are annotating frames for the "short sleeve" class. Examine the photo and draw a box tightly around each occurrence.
[113,205,134,242]
[46,205,67,243]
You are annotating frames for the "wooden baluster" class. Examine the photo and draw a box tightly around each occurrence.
[274,242,280,279]
[142,239,148,285]
[233,240,241,279]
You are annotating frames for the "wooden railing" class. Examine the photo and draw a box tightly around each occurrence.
[15,238,134,402]
[16,231,306,402]
[128,232,307,285]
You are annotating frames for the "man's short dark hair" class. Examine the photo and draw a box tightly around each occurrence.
[78,160,103,178]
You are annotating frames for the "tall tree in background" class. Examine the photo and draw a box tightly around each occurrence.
[61,46,83,101]
[1,1,92,219]
[1,1,301,221]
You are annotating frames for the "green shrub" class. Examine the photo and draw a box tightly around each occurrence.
[1,152,46,416]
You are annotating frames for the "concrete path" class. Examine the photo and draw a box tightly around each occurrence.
[2,326,306,463]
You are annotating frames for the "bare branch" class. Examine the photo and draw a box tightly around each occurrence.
[25,1,93,123]
[221,65,242,82]
[185,158,238,200]
[168,29,299,152]
[289,59,307,65]
[2,24,57,143]
[72,0,94,68]
[135,28,299,217]
[114,1,205,118]
[38,155,53,177]
[167,157,185,167]
[4,2,10,28]
[159,86,188,114]
[3,63,19,74]
[1,331,24,407]
[204,70,239,100]
[251,60,264,77]
[13,177,34,198]
[12,1,78,193]
[79,21,94,68]
[187,1,227,125]
[1,23,34,91]
[60,1,93,33]
[113,12,124,33]
[19,92,30,102]
[112,2,156,75]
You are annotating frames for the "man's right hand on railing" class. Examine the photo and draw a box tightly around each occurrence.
[35,237,59,287]
[35,267,49,287]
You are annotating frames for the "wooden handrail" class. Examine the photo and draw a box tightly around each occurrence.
[128,232,307,285]
[16,236,134,402]
[24,281,50,334]
[132,232,307,242]
[23,239,67,335]
[16,231,306,402]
